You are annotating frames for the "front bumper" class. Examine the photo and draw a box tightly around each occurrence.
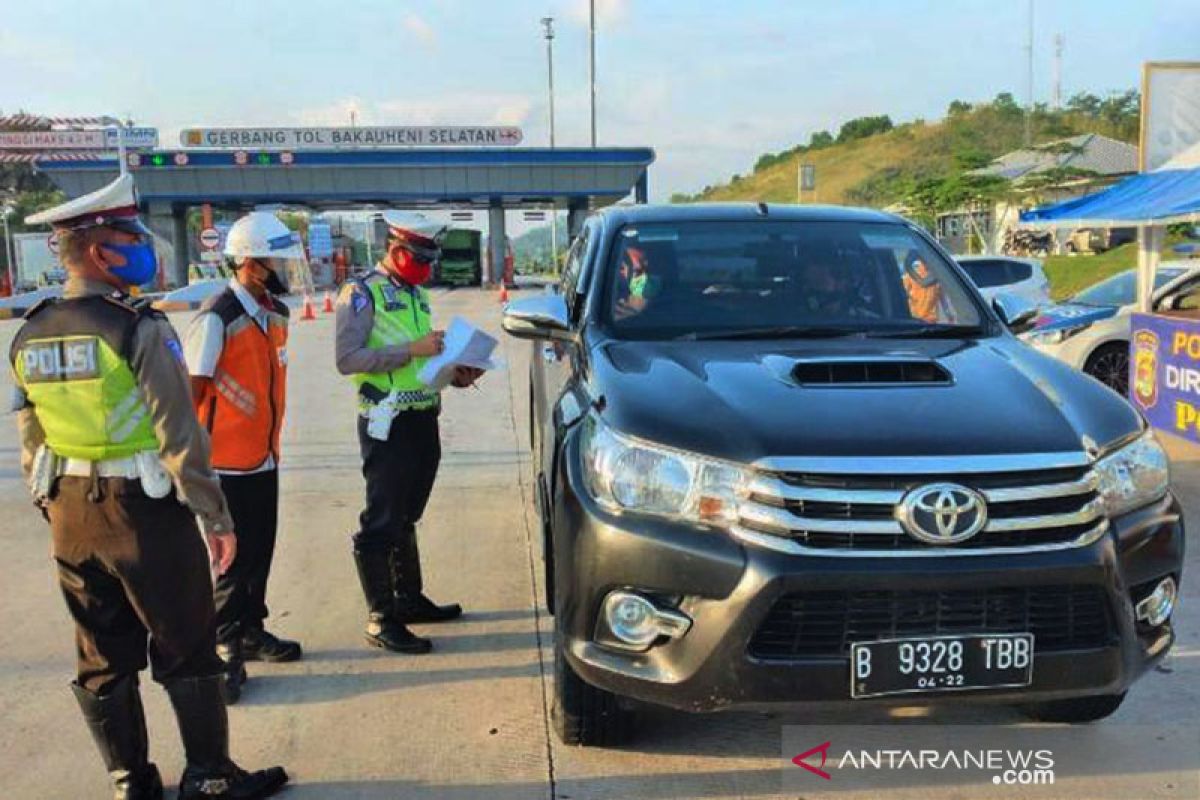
[555,443,1185,713]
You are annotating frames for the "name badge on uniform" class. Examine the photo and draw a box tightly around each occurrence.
[380,284,407,311]
[277,347,288,367]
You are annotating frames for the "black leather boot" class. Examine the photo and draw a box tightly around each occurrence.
[240,628,302,663]
[353,544,432,654]
[164,676,288,799]
[215,640,247,705]
[392,528,463,624]
[72,675,164,800]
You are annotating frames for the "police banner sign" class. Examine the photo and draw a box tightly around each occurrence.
[0,128,158,150]
[1130,312,1200,441]
[180,126,524,149]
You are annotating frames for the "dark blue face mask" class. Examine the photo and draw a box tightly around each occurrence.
[101,242,158,287]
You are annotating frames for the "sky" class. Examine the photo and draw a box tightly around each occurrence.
[1,0,1197,204]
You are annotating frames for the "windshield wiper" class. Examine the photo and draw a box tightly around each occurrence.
[866,324,985,339]
[680,325,863,341]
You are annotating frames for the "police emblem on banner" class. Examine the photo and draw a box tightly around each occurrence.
[1133,329,1159,410]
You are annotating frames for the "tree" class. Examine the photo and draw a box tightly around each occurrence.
[1065,92,1102,116]
[947,100,972,117]
[837,115,894,143]
[993,92,1022,114]
[809,130,834,149]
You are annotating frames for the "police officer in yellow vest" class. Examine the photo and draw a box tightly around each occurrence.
[335,211,479,654]
[10,175,287,800]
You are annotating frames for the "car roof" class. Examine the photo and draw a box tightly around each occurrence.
[596,202,905,226]
[955,255,1040,265]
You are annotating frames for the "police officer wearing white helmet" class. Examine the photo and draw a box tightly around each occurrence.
[184,212,304,702]
[335,211,481,654]
[10,175,288,798]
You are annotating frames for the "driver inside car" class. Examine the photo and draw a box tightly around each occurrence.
[615,245,662,319]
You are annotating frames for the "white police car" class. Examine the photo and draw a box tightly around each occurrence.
[1022,261,1200,395]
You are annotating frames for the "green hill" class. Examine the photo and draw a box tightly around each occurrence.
[677,92,1140,227]
[512,214,567,272]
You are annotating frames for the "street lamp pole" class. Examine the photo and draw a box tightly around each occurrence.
[2,207,16,295]
[542,16,559,273]
[589,0,597,147]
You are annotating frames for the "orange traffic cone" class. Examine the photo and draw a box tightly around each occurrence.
[300,294,317,321]
[498,284,509,304]
[322,291,334,313]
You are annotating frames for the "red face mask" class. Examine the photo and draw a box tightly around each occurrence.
[388,248,432,286]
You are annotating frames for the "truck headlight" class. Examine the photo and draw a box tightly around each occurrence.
[1095,431,1170,517]
[580,415,748,527]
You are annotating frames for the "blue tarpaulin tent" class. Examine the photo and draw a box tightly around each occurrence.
[1019,141,1200,310]
[1019,168,1200,227]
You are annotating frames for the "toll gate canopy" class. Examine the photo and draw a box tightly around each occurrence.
[36,146,655,284]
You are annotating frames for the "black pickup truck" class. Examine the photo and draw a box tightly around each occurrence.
[502,203,1183,746]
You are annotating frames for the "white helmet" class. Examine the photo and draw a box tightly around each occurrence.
[223,211,309,294]
[224,211,307,260]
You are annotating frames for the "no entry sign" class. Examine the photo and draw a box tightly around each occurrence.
[199,227,221,250]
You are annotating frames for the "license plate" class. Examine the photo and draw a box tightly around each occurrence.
[850,633,1034,699]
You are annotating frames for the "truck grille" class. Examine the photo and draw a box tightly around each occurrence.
[735,464,1107,555]
[748,585,1113,660]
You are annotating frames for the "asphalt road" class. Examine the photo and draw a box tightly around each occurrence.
[0,287,1196,799]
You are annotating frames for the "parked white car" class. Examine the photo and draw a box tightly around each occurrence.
[1021,261,1200,395]
[956,255,1052,307]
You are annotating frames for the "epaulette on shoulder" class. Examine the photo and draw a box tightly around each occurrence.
[100,293,142,314]
[21,297,57,320]
[106,293,163,320]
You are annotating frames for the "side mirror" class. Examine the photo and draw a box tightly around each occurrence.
[992,293,1039,331]
[502,294,573,342]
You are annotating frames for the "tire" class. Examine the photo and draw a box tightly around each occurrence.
[1084,343,1130,397]
[551,622,635,746]
[1022,692,1126,723]
[1065,242,1077,255]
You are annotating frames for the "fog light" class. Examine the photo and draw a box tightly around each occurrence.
[1135,577,1178,627]
[602,591,692,649]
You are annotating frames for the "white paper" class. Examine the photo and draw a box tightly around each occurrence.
[418,316,501,390]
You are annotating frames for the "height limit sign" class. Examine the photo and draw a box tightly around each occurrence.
[199,227,221,251]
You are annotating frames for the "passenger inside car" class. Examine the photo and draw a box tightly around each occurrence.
[902,253,946,323]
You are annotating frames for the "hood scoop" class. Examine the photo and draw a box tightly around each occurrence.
[788,357,952,387]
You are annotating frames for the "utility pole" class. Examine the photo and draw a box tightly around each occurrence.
[589,0,597,147]
[1024,0,1034,146]
[541,15,559,273]
[542,17,556,147]
[1052,34,1064,110]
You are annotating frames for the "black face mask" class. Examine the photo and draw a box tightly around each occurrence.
[263,268,289,296]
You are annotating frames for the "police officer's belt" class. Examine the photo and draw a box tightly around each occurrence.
[358,383,437,408]
[61,456,141,479]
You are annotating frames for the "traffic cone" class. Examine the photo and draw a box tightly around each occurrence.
[498,284,509,304]
[300,294,317,321]
[322,291,334,313]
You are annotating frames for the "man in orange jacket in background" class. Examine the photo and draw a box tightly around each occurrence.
[184,211,304,703]
[902,253,946,323]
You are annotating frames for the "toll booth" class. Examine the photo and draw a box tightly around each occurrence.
[35,147,655,287]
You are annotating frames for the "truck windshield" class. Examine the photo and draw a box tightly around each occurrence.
[605,220,984,339]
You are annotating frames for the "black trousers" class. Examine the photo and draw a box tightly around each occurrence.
[48,477,224,695]
[213,470,279,645]
[355,408,440,595]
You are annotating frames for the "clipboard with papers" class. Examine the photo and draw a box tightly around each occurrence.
[417,316,502,391]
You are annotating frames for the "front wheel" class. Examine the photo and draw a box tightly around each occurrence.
[552,629,635,746]
[1022,693,1126,723]
[1084,343,1130,397]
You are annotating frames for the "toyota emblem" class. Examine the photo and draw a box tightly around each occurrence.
[896,483,987,544]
